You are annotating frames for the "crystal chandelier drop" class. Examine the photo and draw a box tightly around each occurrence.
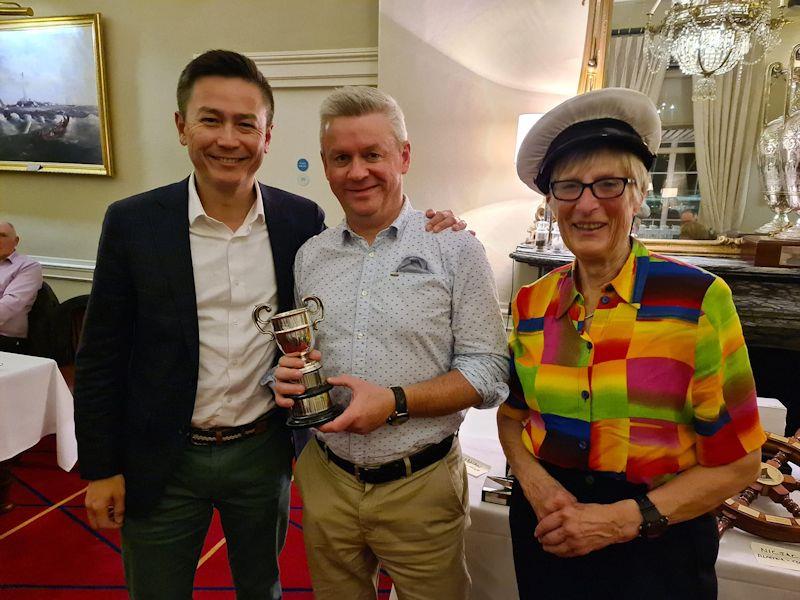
[645,0,785,101]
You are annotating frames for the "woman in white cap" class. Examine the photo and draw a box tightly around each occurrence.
[497,87,764,599]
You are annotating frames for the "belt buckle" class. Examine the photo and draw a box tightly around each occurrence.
[353,464,382,482]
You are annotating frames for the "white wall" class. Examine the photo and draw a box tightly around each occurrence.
[378,0,588,301]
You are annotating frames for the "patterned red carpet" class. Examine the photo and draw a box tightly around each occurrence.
[0,436,391,599]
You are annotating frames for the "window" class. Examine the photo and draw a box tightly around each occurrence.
[642,127,700,238]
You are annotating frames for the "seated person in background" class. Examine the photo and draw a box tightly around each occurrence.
[0,220,42,514]
[0,221,43,354]
[680,209,715,240]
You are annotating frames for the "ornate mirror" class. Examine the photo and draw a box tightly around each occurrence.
[581,0,797,255]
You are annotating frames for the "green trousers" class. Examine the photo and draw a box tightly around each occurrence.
[121,420,293,600]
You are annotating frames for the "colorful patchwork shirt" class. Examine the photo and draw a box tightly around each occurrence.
[503,240,765,489]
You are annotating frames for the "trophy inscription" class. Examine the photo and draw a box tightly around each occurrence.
[253,295,341,428]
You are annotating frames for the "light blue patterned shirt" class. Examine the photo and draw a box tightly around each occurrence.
[294,198,509,464]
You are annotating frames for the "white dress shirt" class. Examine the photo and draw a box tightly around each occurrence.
[188,173,279,428]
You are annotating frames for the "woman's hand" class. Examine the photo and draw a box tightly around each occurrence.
[518,469,577,521]
[496,407,577,520]
[534,499,641,557]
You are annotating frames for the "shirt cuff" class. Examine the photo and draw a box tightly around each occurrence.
[453,355,510,409]
[260,365,277,388]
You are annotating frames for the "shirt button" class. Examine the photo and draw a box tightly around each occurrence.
[581,390,590,400]
[232,320,239,326]
[600,296,610,304]
[586,341,593,350]
[357,332,364,339]
[361,290,368,297]
[368,251,375,258]
[585,475,595,485]
[578,440,588,451]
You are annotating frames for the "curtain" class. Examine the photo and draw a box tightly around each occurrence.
[693,62,765,233]
[606,34,666,103]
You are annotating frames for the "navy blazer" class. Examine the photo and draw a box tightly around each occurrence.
[74,179,325,516]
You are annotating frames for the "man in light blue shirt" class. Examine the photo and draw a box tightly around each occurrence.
[273,86,508,600]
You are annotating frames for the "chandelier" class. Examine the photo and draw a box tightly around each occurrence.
[645,0,785,101]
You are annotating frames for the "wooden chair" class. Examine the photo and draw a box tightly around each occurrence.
[55,294,89,390]
[25,281,60,359]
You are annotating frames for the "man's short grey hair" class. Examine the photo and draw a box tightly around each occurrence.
[0,221,16,234]
[319,86,407,145]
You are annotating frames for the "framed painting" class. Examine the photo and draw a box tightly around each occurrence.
[0,14,112,175]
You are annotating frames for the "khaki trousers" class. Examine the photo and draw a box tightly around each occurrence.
[295,436,471,600]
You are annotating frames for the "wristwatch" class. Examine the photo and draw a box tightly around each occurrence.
[386,386,410,426]
[634,494,669,539]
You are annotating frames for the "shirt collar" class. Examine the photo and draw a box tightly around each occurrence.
[187,172,264,226]
[339,195,413,244]
[555,238,649,318]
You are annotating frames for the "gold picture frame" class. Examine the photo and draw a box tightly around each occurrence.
[0,14,112,176]
[577,1,761,257]
[577,0,613,94]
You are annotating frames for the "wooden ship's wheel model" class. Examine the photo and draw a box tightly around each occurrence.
[717,428,800,543]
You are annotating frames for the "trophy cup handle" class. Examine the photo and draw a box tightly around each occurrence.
[252,304,275,339]
[302,295,325,330]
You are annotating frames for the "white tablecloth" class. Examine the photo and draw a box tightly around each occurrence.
[0,351,77,470]
[460,402,800,600]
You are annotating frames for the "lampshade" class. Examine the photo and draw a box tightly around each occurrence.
[515,113,543,163]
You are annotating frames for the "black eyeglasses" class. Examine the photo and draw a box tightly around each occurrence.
[549,177,635,201]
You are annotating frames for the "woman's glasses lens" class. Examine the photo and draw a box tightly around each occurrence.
[551,178,628,201]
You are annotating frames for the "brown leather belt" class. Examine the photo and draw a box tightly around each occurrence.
[316,434,455,484]
[188,412,274,446]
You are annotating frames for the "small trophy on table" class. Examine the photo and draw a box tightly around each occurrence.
[252,295,341,428]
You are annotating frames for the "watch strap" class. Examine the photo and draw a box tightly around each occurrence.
[634,494,669,539]
[387,386,409,425]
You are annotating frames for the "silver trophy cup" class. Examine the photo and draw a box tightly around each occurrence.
[253,295,341,428]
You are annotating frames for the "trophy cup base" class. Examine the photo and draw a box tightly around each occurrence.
[286,383,342,429]
[286,404,343,429]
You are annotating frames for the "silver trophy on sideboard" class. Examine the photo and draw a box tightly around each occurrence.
[253,295,341,428]
[755,61,792,235]
[756,115,792,234]
[779,45,800,240]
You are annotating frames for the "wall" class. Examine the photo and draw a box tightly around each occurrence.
[378,0,587,303]
[0,0,378,299]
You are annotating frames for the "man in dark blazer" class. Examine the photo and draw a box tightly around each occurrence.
[74,50,320,599]
[75,50,460,599]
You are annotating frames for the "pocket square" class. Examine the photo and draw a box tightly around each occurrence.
[395,256,431,274]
